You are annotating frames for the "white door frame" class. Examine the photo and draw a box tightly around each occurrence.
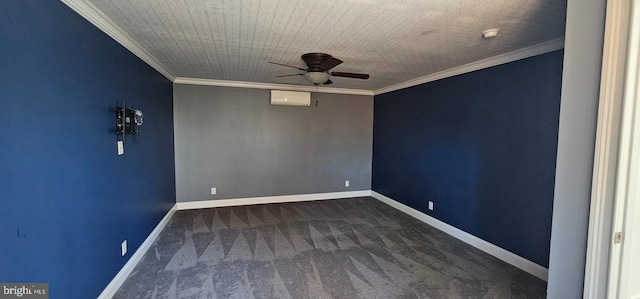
[608,0,640,297]
[584,0,639,297]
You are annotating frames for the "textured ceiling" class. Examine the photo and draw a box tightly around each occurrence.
[85,0,567,90]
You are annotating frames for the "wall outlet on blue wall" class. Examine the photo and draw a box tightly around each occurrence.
[428,201,434,211]
[117,141,124,155]
[211,187,217,195]
[345,180,350,187]
[121,240,127,256]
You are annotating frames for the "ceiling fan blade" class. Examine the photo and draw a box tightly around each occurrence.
[268,61,306,71]
[323,79,333,85]
[276,74,303,77]
[330,71,370,79]
[320,57,343,71]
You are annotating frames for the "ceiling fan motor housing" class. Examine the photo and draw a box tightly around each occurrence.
[302,53,333,71]
[269,53,369,85]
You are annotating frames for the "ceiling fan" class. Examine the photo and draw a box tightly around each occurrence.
[269,53,370,85]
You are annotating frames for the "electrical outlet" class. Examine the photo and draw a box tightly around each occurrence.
[211,187,217,195]
[121,240,127,256]
[345,180,350,187]
[428,201,434,211]
[117,141,124,155]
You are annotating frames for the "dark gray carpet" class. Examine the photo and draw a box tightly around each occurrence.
[113,197,546,298]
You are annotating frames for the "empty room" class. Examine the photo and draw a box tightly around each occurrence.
[4,0,635,298]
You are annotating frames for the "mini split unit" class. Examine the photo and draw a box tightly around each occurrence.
[270,90,311,107]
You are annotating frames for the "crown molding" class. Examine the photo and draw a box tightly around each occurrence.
[373,37,566,95]
[60,0,563,96]
[61,0,176,81]
[174,77,375,96]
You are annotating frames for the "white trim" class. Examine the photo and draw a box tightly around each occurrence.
[99,190,550,297]
[370,191,549,281]
[373,38,565,95]
[584,0,632,298]
[609,1,640,297]
[175,38,564,96]
[176,190,372,210]
[60,0,176,81]
[98,204,177,299]
[173,77,374,96]
[61,0,563,96]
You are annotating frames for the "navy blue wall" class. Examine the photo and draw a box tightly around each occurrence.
[0,2,175,298]
[372,51,563,267]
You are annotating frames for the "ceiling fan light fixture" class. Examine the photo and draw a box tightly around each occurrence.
[303,72,330,85]
[482,28,500,38]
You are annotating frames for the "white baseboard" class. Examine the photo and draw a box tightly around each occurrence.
[370,191,549,281]
[176,190,372,210]
[101,190,547,298]
[98,204,177,299]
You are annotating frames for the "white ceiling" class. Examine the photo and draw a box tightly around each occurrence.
[81,0,567,91]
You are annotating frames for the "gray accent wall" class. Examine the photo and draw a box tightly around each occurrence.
[173,84,373,202]
[547,0,606,297]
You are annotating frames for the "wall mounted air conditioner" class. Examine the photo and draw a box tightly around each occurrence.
[270,90,311,107]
